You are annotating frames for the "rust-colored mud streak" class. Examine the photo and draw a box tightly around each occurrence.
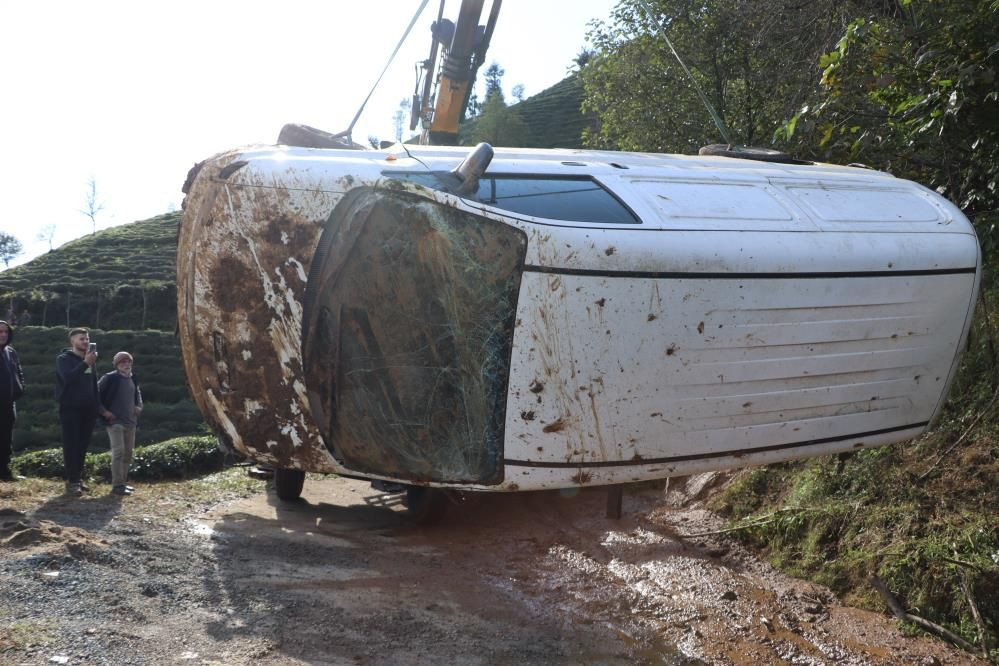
[177,155,342,471]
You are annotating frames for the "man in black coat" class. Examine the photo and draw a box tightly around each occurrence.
[56,328,114,496]
[0,319,25,481]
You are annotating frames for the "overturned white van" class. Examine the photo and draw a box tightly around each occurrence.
[177,142,980,509]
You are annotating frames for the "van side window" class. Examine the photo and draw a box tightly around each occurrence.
[383,172,640,224]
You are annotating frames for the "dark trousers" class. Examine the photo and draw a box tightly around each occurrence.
[59,405,97,483]
[0,401,14,476]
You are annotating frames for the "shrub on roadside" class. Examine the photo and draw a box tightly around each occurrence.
[13,435,226,481]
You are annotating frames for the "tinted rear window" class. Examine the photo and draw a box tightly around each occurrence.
[384,172,639,224]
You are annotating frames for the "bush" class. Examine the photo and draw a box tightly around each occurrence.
[13,435,226,481]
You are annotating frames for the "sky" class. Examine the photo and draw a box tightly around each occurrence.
[0,0,618,268]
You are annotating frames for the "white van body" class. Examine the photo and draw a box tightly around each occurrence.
[177,144,980,492]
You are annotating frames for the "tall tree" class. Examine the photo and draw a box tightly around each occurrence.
[36,224,57,251]
[81,177,105,235]
[483,62,506,102]
[0,232,23,269]
[470,93,528,147]
[581,0,864,153]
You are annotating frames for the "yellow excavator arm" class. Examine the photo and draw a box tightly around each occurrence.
[412,0,502,145]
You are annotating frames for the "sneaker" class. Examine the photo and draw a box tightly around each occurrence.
[79,481,91,492]
[0,472,25,482]
[65,483,83,497]
[111,485,132,496]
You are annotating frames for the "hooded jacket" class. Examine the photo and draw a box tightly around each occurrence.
[0,320,24,403]
[55,347,99,409]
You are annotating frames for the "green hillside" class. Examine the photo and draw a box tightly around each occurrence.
[0,212,179,331]
[0,213,203,452]
[460,74,596,149]
[11,327,203,451]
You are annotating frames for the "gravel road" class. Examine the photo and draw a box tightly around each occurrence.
[0,471,982,665]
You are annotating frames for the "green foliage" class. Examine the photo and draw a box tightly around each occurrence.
[0,231,24,269]
[0,212,179,330]
[468,92,529,147]
[12,435,224,481]
[462,74,595,149]
[777,1,999,262]
[581,0,865,152]
[9,325,203,451]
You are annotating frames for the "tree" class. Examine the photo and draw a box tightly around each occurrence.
[483,62,505,102]
[580,0,866,153]
[36,224,57,251]
[511,84,525,103]
[470,92,529,147]
[0,232,23,269]
[777,0,999,260]
[81,177,105,235]
[393,97,412,143]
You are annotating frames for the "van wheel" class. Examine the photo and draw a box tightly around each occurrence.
[274,468,305,500]
[404,486,448,525]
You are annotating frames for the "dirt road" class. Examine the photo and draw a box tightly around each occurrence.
[0,472,981,664]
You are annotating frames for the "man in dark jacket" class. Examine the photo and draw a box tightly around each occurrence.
[0,320,25,481]
[56,328,114,496]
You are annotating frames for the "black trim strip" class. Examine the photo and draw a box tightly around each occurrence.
[523,265,977,280]
[504,422,928,469]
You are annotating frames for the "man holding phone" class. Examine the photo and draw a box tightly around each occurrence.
[56,328,113,496]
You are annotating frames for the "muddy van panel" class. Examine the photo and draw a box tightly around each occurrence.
[177,151,347,472]
[177,145,981,491]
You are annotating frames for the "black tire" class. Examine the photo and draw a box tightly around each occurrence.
[404,486,449,525]
[274,468,306,501]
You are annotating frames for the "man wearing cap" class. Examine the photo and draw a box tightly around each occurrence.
[0,319,25,481]
[98,351,143,496]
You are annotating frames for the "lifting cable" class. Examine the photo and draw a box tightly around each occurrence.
[635,0,735,146]
[337,0,432,144]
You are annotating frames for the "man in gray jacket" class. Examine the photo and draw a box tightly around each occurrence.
[98,351,142,496]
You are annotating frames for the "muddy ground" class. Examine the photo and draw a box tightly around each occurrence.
[0,471,983,665]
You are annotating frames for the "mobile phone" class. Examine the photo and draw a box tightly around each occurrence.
[88,342,97,354]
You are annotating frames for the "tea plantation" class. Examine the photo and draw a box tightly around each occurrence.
[0,213,205,453]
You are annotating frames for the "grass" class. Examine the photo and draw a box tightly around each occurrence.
[711,289,999,658]
[0,467,268,523]
[0,617,58,651]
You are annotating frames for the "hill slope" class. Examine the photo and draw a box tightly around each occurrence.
[0,214,202,451]
[0,212,179,331]
[460,74,596,149]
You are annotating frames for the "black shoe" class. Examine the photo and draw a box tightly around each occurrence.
[0,473,25,482]
[79,481,91,492]
[65,482,83,497]
[111,485,132,496]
